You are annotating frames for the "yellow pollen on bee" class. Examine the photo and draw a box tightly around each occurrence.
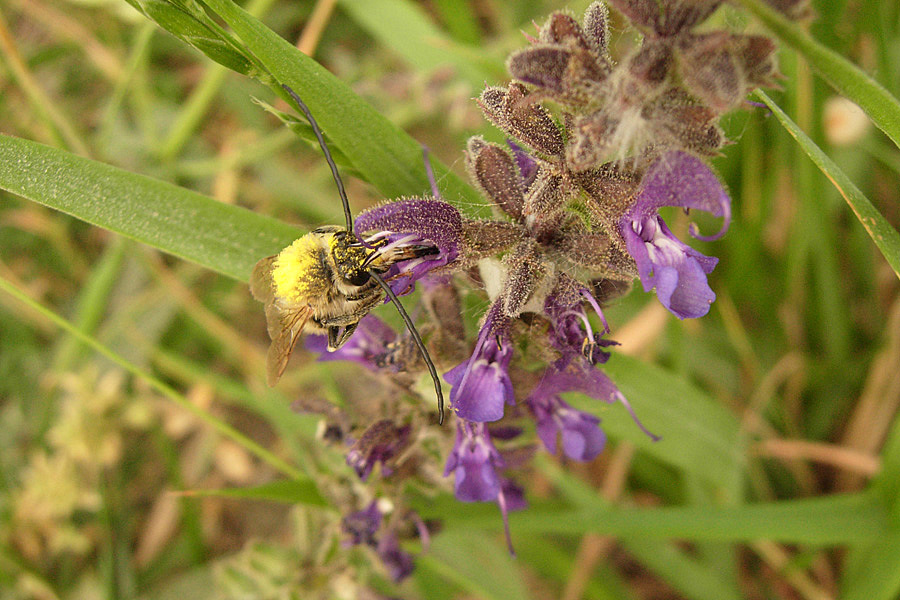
[272,235,330,301]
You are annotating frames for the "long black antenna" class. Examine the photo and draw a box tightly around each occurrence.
[368,271,445,425]
[281,84,354,233]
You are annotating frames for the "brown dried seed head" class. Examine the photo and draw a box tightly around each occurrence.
[507,46,575,95]
[465,136,525,220]
[651,88,726,155]
[539,11,590,49]
[500,240,546,318]
[583,1,610,56]
[609,0,723,38]
[504,83,566,157]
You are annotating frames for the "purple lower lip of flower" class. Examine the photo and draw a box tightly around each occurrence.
[443,421,504,502]
[529,370,607,461]
[620,151,730,319]
[443,420,519,555]
[623,214,718,318]
[444,305,515,422]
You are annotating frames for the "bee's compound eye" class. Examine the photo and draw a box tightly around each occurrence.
[346,269,370,286]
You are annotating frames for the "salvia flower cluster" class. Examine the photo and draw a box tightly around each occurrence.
[289,0,781,581]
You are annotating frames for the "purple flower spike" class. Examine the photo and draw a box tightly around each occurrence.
[306,315,397,372]
[444,305,515,422]
[444,421,505,502]
[355,199,462,295]
[620,152,730,319]
[529,370,607,461]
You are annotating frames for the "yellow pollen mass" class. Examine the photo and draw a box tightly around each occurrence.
[271,235,330,301]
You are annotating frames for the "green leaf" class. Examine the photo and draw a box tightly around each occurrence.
[0,134,299,282]
[418,530,531,600]
[586,354,746,495]
[843,532,900,600]
[179,479,327,507]
[756,91,900,280]
[624,539,743,600]
[196,0,488,216]
[125,0,256,75]
[417,491,890,545]
[736,0,900,150]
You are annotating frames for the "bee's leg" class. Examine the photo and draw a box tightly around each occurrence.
[327,322,358,350]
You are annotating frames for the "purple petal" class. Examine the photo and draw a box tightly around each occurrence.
[444,422,504,502]
[529,371,606,461]
[631,151,731,239]
[342,501,383,546]
[376,532,415,582]
[444,306,515,422]
[621,215,717,319]
[355,198,462,257]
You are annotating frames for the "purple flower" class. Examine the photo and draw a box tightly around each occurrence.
[355,199,462,296]
[376,532,415,582]
[619,151,731,319]
[305,315,398,372]
[443,420,519,554]
[443,421,505,502]
[342,500,383,546]
[528,369,607,461]
[544,279,615,366]
[345,420,411,481]
[443,305,515,422]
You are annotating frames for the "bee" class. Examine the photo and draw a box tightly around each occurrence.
[251,84,445,423]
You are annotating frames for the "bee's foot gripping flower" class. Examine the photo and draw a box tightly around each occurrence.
[619,151,731,319]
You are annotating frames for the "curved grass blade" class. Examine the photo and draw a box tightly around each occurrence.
[0,134,300,282]
[736,0,900,150]
[178,479,327,507]
[756,91,900,280]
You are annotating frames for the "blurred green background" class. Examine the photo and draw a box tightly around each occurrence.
[1,0,899,599]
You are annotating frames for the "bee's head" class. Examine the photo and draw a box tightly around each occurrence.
[327,228,374,287]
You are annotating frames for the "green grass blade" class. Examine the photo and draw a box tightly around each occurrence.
[624,539,743,600]
[756,91,900,280]
[736,0,900,150]
[842,532,900,600]
[196,0,488,216]
[418,531,530,600]
[337,0,504,87]
[0,273,305,481]
[417,491,889,545]
[0,134,300,282]
[180,479,327,507]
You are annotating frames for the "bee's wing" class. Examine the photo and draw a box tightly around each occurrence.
[250,256,277,303]
[265,303,313,386]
